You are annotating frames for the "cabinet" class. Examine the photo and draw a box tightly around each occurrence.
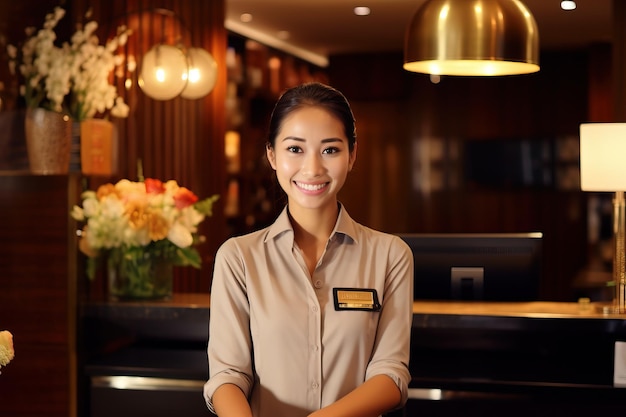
[80,294,211,417]
[0,174,80,417]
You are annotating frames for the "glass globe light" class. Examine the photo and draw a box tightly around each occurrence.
[139,44,188,100]
[181,48,218,99]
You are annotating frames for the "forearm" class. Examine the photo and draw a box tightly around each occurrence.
[308,375,402,417]
[212,383,253,417]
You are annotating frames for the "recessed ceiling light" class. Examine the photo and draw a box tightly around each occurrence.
[240,13,253,23]
[354,6,371,16]
[561,1,576,11]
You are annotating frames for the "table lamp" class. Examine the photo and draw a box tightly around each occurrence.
[580,123,626,313]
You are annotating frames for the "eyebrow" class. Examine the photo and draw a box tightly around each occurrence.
[281,136,345,144]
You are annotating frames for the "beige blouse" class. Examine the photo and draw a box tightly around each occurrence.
[204,205,413,417]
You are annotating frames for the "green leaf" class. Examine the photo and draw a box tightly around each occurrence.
[195,194,220,216]
[175,246,202,269]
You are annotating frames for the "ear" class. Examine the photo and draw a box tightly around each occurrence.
[266,143,277,170]
[348,141,357,171]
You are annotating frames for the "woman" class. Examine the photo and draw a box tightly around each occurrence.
[204,82,413,417]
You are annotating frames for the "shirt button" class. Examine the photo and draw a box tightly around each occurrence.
[314,280,323,289]
[312,345,319,352]
[312,382,319,389]
[312,306,318,312]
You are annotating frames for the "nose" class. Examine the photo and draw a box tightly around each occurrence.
[302,152,325,177]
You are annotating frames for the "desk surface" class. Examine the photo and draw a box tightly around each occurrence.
[412,300,622,319]
[83,293,626,322]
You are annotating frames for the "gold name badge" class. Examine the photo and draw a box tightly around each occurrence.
[333,288,380,311]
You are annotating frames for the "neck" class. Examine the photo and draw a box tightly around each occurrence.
[289,202,339,244]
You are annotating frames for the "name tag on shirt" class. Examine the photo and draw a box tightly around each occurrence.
[333,288,380,311]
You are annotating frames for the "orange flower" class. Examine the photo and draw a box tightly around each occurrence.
[145,178,166,194]
[96,183,119,200]
[173,187,199,209]
[126,200,149,230]
[147,212,169,241]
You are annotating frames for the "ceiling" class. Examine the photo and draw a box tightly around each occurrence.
[225,0,613,67]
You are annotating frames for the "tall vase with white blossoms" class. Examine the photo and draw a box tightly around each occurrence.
[7,7,130,175]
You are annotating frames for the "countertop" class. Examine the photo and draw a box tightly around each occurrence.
[83,293,626,321]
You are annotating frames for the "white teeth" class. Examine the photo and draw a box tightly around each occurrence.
[297,182,326,191]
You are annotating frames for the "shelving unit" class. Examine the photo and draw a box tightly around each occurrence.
[224,33,329,237]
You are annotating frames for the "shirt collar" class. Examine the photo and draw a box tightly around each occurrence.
[264,203,359,244]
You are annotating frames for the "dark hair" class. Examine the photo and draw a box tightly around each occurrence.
[267,82,356,151]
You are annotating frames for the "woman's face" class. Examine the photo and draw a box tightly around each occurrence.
[267,106,356,213]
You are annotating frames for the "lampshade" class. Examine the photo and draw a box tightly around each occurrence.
[181,47,218,99]
[403,0,540,76]
[139,44,189,100]
[580,123,626,192]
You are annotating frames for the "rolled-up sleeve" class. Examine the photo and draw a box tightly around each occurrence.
[364,235,414,407]
[204,239,254,413]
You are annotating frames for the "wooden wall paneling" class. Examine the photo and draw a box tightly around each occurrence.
[329,50,591,301]
[587,42,613,122]
[0,175,79,417]
[71,0,228,294]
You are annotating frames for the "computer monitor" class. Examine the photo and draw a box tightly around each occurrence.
[396,233,543,301]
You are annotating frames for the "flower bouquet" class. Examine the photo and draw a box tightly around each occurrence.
[71,177,219,300]
[0,330,15,374]
[7,6,131,120]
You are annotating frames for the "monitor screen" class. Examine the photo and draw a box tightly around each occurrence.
[396,233,543,301]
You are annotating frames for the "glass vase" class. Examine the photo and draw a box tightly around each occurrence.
[107,250,173,301]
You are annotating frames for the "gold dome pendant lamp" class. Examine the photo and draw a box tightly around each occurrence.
[404,0,540,76]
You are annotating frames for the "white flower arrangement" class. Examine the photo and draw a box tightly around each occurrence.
[71,178,219,280]
[0,330,15,373]
[7,6,131,121]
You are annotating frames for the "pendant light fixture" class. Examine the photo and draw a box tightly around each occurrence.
[139,44,189,100]
[181,47,218,99]
[138,8,218,100]
[403,0,540,76]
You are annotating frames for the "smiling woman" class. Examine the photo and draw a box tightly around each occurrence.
[204,82,414,417]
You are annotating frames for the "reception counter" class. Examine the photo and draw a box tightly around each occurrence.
[81,295,626,417]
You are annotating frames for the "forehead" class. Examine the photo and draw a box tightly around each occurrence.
[279,106,346,139]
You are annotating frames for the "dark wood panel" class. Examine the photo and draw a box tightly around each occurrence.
[0,175,75,417]
[329,49,593,301]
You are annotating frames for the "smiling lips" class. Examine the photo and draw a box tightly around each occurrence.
[295,181,328,192]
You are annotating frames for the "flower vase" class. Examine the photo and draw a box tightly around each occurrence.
[107,250,174,301]
[24,108,72,175]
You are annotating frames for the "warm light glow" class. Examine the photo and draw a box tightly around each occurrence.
[139,45,188,100]
[155,67,166,83]
[580,123,626,192]
[354,6,371,16]
[561,1,576,11]
[180,47,218,100]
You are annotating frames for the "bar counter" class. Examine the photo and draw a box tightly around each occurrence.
[85,293,625,318]
[81,295,626,416]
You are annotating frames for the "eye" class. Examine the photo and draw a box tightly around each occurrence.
[322,146,340,155]
[286,145,302,153]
